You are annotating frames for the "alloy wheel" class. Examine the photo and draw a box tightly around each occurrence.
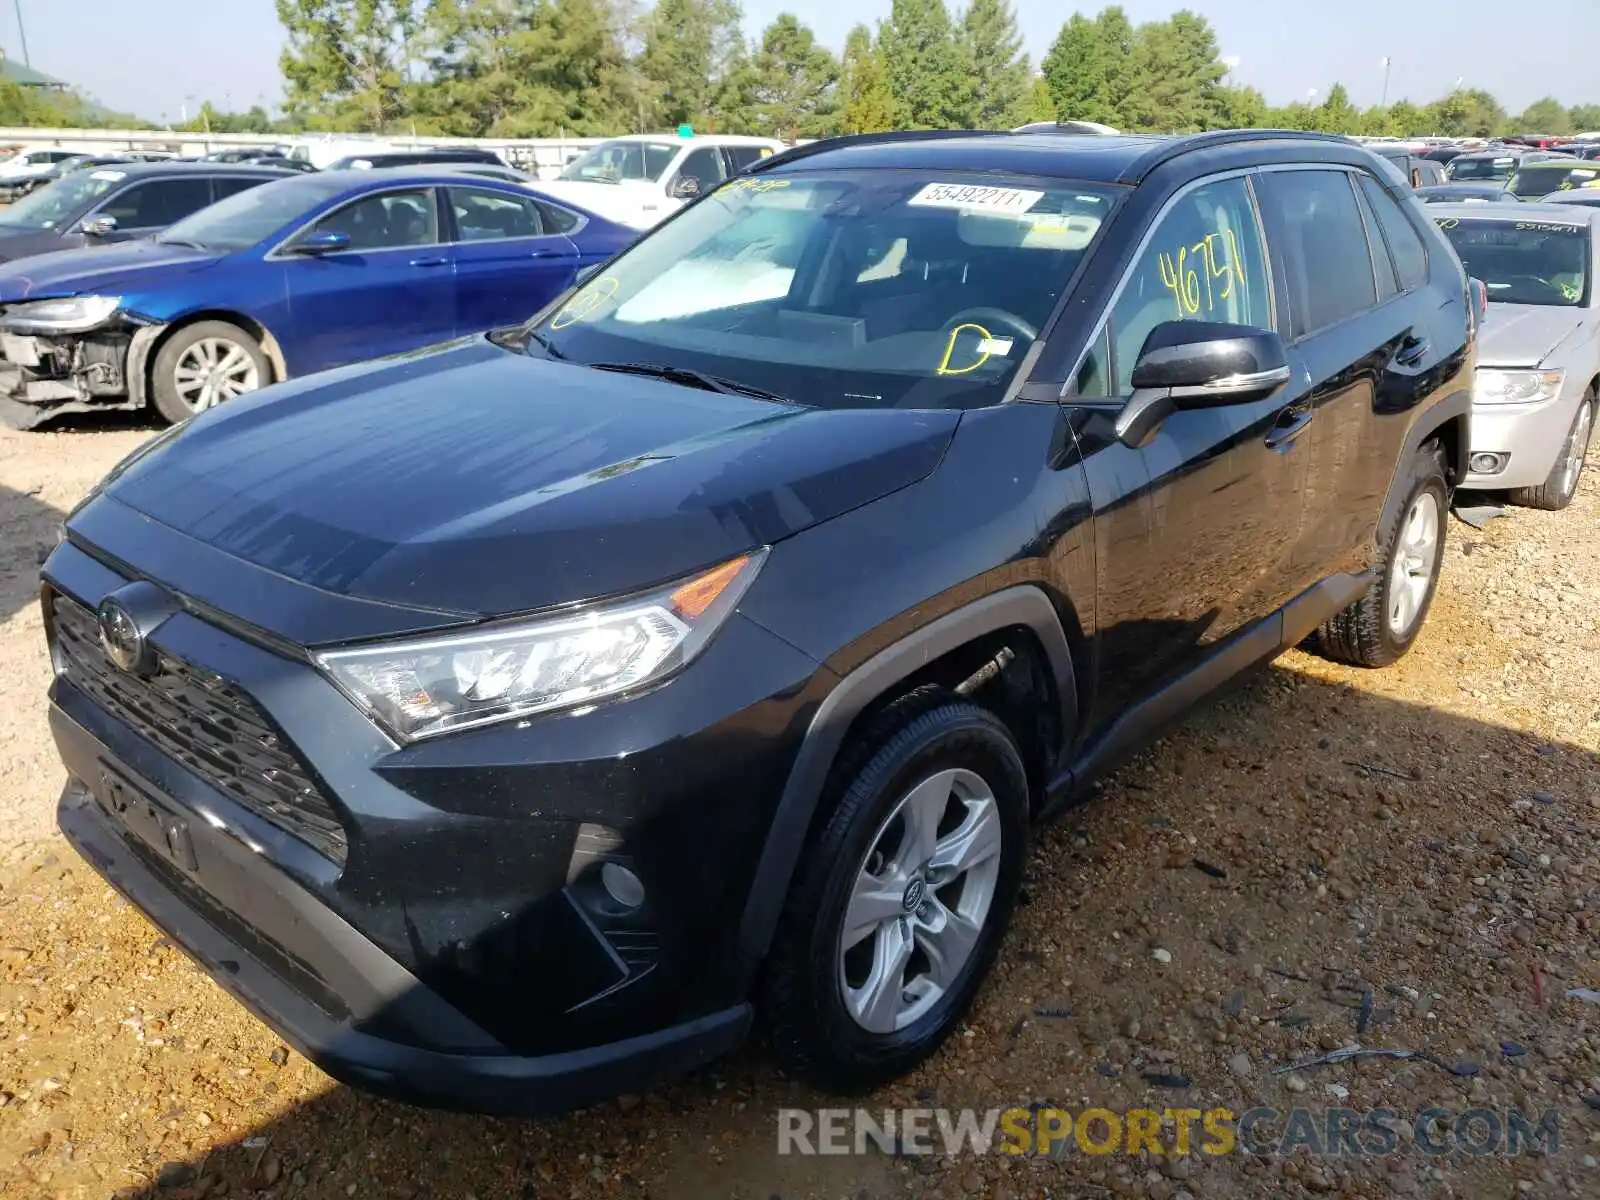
[1559,401,1594,499]
[837,767,1003,1034]
[172,337,261,412]
[1386,490,1441,637]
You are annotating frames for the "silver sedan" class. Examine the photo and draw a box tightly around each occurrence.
[1430,203,1598,509]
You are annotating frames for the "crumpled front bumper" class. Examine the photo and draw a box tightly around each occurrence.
[0,325,140,426]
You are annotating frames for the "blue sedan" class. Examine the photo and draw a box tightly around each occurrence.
[0,168,635,427]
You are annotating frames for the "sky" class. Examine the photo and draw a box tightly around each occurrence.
[12,0,1600,125]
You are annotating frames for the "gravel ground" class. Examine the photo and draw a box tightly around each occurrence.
[0,421,1597,1200]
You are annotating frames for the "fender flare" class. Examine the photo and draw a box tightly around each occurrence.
[733,585,1077,982]
[1379,387,1472,535]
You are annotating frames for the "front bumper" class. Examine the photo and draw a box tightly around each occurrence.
[1464,391,1584,489]
[0,326,139,427]
[57,770,751,1114]
[43,534,823,1111]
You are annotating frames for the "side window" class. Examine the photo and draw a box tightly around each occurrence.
[1107,176,1272,394]
[97,178,214,228]
[447,187,544,240]
[211,177,265,202]
[1256,170,1377,339]
[674,148,726,195]
[307,189,438,251]
[1359,174,1428,291]
[1072,326,1113,399]
[724,146,765,174]
[532,198,581,235]
[1352,183,1399,302]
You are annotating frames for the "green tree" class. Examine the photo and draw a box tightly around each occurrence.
[275,0,427,131]
[1314,82,1359,134]
[1040,7,1134,129]
[1570,104,1600,132]
[879,0,963,128]
[1386,99,1422,136]
[1120,10,1225,132]
[1515,96,1572,135]
[637,0,746,129]
[1211,83,1266,129]
[838,23,897,133]
[1025,73,1055,123]
[954,0,1029,129]
[747,14,840,138]
[422,0,634,136]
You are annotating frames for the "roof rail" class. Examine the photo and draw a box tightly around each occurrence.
[746,128,1012,174]
[1119,128,1357,183]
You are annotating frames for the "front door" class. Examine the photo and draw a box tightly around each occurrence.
[444,185,580,333]
[280,187,456,375]
[1062,174,1312,739]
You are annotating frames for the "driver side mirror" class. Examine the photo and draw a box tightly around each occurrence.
[288,229,352,255]
[80,214,118,238]
[1115,321,1291,447]
[668,175,702,200]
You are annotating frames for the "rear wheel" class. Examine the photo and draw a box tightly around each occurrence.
[1508,395,1594,511]
[1315,440,1449,668]
[150,321,270,425]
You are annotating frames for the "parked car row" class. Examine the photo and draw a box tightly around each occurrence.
[36,126,1592,1123]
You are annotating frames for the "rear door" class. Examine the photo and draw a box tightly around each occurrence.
[1062,172,1312,734]
[444,184,580,332]
[279,186,457,374]
[1254,167,1439,579]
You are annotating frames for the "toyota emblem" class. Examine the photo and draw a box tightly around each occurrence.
[97,598,147,674]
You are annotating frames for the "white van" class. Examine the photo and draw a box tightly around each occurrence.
[0,147,82,182]
[534,134,785,229]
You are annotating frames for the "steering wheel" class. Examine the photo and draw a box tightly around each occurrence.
[942,307,1038,343]
[1500,274,1568,304]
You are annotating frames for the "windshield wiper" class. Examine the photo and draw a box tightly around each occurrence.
[589,362,797,405]
[523,328,566,360]
[157,237,208,250]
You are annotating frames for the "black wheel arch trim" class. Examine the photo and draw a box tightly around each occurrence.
[734,585,1077,987]
[1380,388,1471,534]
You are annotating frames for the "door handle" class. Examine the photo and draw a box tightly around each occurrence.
[1395,336,1430,367]
[1264,403,1313,452]
[528,246,568,259]
[408,256,449,268]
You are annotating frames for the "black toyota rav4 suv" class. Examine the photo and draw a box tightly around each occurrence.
[45,129,1474,1114]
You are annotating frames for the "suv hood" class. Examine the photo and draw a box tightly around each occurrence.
[1476,303,1589,368]
[98,338,959,624]
[0,239,219,303]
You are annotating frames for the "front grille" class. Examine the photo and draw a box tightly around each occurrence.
[52,594,348,864]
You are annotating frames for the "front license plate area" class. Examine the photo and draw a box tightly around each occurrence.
[92,761,198,872]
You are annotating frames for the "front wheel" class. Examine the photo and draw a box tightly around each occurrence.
[1314,440,1449,668]
[761,689,1029,1093]
[150,321,270,425]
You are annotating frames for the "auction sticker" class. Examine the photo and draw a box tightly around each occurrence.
[908,183,1043,213]
[90,170,126,182]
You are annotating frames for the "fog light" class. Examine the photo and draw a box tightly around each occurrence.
[1469,452,1508,475]
[600,862,646,909]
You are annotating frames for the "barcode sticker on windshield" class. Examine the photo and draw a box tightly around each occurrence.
[908,183,1043,213]
[89,170,126,182]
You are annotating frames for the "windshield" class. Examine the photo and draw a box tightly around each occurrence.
[529,170,1121,409]
[157,175,346,250]
[1447,156,1516,181]
[1506,163,1600,198]
[1435,216,1589,306]
[0,169,125,230]
[559,140,678,184]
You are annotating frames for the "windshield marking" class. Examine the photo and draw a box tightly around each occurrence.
[908,182,1043,213]
[550,276,620,329]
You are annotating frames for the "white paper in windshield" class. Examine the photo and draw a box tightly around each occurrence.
[908,182,1043,213]
[90,170,126,182]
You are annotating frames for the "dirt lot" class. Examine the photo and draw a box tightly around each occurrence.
[0,420,1597,1200]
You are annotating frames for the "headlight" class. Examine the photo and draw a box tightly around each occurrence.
[1473,368,1563,405]
[0,294,122,334]
[315,550,767,742]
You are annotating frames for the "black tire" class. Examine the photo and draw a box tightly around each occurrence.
[1508,395,1594,511]
[761,687,1029,1093]
[1315,439,1449,668]
[150,320,271,425]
